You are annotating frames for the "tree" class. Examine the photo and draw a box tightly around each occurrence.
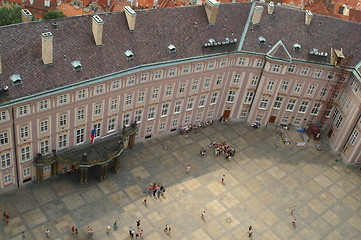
[42,11,66,20]
[0,6,22,26]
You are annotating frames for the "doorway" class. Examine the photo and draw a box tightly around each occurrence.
[269,116,276,123]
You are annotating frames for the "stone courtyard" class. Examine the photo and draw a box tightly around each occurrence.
[1,121,361,240]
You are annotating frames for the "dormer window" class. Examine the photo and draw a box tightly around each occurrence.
[258,37,266,44]
[168,44,176,54]
[293,43,301,51]
[10,74,22,85]
[71,61,82,71]
[125,50,134,60]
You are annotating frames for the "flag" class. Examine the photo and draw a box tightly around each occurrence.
[90,128,96,144]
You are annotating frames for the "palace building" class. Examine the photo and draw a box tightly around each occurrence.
[0,1,360,192]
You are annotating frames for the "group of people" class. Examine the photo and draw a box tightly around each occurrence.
[3,212,10,223]
[146,182,166,199]
[129,223,143,239]
[209,140,236,159]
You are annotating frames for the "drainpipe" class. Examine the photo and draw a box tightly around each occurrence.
[11,107,20,188]
[248,57,266,121]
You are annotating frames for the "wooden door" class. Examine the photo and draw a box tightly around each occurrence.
[269,116,276,123]
[327,129,333,138]
[223,109,231,118]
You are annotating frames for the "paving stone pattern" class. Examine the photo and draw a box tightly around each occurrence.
[1,122,361,240]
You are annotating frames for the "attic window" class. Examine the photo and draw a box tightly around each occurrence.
[125,50,134,60]
[168,44,176,53]
[258,37,266,44]
[10,74,22,85]
[293,43,301,51]
[71,61,82,71]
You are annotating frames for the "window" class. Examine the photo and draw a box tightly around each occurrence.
[40,120,48,133]
[353,83,359,93]
[273,96,283,109]
[237,57,246,66]
[18,105,28,116]
[259,97,269,109]
[159,123,166,131]
[172,119,178,127]
[182,65,191,75]
[154,70,163,80]
[123,113,131,126]
[320,87,328,98]
[76,128,85,144]
[220,58,228,67]
[266,81,275,91]
[0,132,9,146]
[332,108,339,122]
[138,91,145,103]
[251,76,259,86]
[191,80,199,91]
[1,152,11,169]
[59,94,68,105]
[44,165,50,172]
[240,109,248,117]
[286,99,297,111]
[310,103,321,115]
[20,126,29,139]
[281,81,289,91]
[126,94,133,106]
[287,65,295,73]
[184,116,190,124]
[161,103,169,116]
[256,115,262,122]
[168,68,176,77]
[110,99,118,111]
[39,99,49,110]
[165,86,173,97]
[340,93,347,103]
[195,63,203,72]
[233,74,241,84]
[152,88,159,100]
[23,167,31,178]
[314,69,323,78]
[349,129,359,145]
[281,116,289,123]
[146,126,153,134]
[298,100,309,113]
[272,64,281,73]
[186,98,195,110]
[40,139,49,155]
[94,104,102,116]
[215,75,223,86]
[135,110,143,123]
[140,73,149,82]
[335,115,343,129]
[179,83,186,94]
[77,89,88,100]
[300,67,309,75]
[127,75,135,86]
[204,78,211,88]
[77,109,85,122]
[112,80,120,90]
[294,118,302,126]
[199,95,207,107]
[148,107,156,120]
[210,92,219,104]
[244,91,254,104]
[344,99,351,110]
[306,85,316,95]
[208,110,214,118]
[59,114,67,127]
[174,100,183,113]
[93,122,101,138]
[207,60,215,69]
[256,59,264,67]
[293,83,303,93]
[58,133,68,150]
[0,111,6,121]
[4,174,12,185]
[227,90,236,103]
[327,71,335,80]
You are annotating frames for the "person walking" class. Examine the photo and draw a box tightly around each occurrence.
[45,229,50,238]
[75,228,78,236]
[164,142,168,150]
[164,224,169,232]
[201,211,206,220]
[71,226,75,235]
[136,220,141,228]
[186,164,190,174]
[22,232,25,239]
[106,226,111,234]
[291,206,296,215]
[140,229,143,238]
[143,196,147,206]
[221,175,225,184]
[248,226,253,237]
[113,221,118,230]
[292,218,296,228]
[129,227,133,238]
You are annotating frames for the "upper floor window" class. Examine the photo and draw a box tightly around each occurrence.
[20,126,29,139]
[39,99,49,111]
[110,99,118,111]
[310,102,322,116]
[204,78,211,88]
[127,75,136,86]
[349,129,359,145]
[135,109,143,123]
[215,75,223,86]
[179,83,186,94]
[266,81,275,91]
[165,86,173,97]
[76,128,86,144]
[227,90,236,103]
[152,88,159,100]
[140,73,149,82]
[59,94,68,105]
[198,95,207,108]
[186,98,195,110]
[335,115,343,129]
[95,84,104,95]
[306,85,316,95]
[20,146,31,163]
[287,65,296,73]
[58,133,68,150]
[272,64,281,73]
[0,111,6,122]
[154,70,163,80]
[256,59,265,67]
[314,69,323,78]
[147,106,157,120]
[94,104,102,116]
[77,109,85,122]
[77,89,88,100]
[18,105,29,116]
[182,65,191,75]
[220,58,228,67]
[320,87,328,98]
[138,91,145,103]
[354,83,360,93]
[191,80,199,91]
[126,94,133,107]
[300,67,309,76]
[161,103,169,116]
[293,83,303,93]
[207,60,215,69]
[1,152,11,169]
[273,96,283,109]
[233,74,241,84]
[168,68,176,77]
[280,81,289,91]
[327,71,335,80]
[195,63,203,72]
[210,92,219,104]
[59,114,67,127]
[112,80,120,90]
[40,120,48,133]
[259,96,269,109]
[251,76,259,86]
[174,100,183,114]
[244,91,254,104]
[40,139,50,155]
[286,99,297,111]
[237,57,246,66]
[298,100,309,113]
[344,99,351,110]
[0,132,9,146]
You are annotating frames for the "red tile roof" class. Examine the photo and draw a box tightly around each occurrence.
[57,2,92,17]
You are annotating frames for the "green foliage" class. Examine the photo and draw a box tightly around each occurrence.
[0,6,22,26]
[42,11,66,20]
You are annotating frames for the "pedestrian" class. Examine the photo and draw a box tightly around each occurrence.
[291,205,296,215]
[164,142,168,150]
[129,227,133,237]
[106,226,110,234]
[45,229,50,238]
[75,228,78,236]
[221,175,225,184]
[136,220,141,228]
[186,134,189,139]
[143,196,147,206]
[114,221,118,230]
[71,226,75,234]
[201,211,206,220]
[140,229,143,237]
[131,228,135,238]
[164,224,168,232]
[3,212,9,223]
[292,218,296,227]
[248,226,253,237]
[157,189,161,199]
[22,231,25,239]
[186,164,190,174]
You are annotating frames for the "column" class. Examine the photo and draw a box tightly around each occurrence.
[36,166,44,183]
[128,133,135,149]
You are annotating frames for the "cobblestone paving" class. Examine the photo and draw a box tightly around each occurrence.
[1,122,361,240]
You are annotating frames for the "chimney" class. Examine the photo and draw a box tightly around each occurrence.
[21,9,33,22]
[205,0,220,25]
[41,32,53,65]
[123,6,136,31]
[252,6,263,24]
[268,2,275,15]
[92,15,104,46]
[44,0,50,7]
[305,10,313,25]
